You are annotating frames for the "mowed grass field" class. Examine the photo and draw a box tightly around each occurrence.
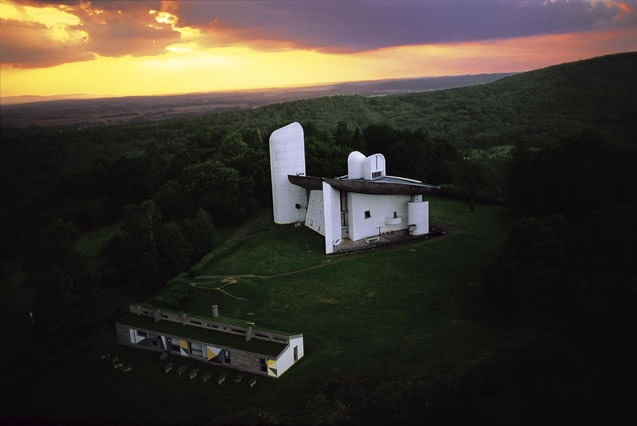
[7,197,519,424]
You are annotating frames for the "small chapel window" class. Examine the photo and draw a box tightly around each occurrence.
[364,210,371,219]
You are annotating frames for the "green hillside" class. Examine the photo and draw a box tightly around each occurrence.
[2,52,636,424]
[193,51,637,147]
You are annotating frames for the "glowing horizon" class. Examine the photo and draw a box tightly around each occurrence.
[1,0,636,99]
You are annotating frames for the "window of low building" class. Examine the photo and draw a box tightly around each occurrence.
[190,342,203,357]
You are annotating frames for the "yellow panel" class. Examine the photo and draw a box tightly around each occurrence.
[207,347,216,360]
[267,359,276,367]
[179,340,188,350]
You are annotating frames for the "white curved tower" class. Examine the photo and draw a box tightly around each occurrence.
[363,153,386,180]
[269,122,307,224]
[347,151,366,179]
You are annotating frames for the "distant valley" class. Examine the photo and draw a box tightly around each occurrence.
[1,73,513,128]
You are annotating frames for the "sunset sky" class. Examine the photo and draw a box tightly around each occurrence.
[1,0,636,100]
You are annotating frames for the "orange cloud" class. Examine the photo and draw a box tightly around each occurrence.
[1,1,636,100]
[0,0,180,67]
[2,25,636,100]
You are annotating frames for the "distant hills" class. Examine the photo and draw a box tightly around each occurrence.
[195,51,636,148]
[3,51,636,150]
[1,73,512,128]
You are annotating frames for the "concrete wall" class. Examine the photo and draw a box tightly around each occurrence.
[322,182,342,254]
[269,122,307,224]
[274,334,305,377]
[305,190,325,236]
[407,199,429,235]
[347,193,410,242]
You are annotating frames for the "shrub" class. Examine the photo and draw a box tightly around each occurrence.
[152,273,191,308]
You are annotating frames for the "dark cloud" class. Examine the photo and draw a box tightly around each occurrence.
[1,0,636,68]
[74,3,180,58]
[0,19,94,67]
[176,0,637,52]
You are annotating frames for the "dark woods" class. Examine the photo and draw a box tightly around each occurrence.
[1,120,479,344]
[479,131,637,424]
[2,52,637,424]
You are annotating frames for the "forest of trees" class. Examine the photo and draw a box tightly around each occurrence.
[2,52,636,423]
[1,118,485,360]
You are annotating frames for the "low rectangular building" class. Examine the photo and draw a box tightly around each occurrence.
[116,305,304,378]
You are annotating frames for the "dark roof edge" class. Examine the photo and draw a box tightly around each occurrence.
[288,175,439,195]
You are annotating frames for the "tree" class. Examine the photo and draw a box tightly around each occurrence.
[180,160,241,224]
[155,179,195,221]
[333,121,351,147]
[364,124,399,154]
[118,200,165,292]
[350,127,367,154]
[483,216,564,314]
[107,153,152,207]
[219,131,249,165]
[183,209,217,260]
[157,222,192,277]
[451,155,487,211]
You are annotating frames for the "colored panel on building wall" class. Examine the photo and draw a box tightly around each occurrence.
[131,329,149,344]
[179,339,189,356]
[267,359,278,377]
[207,345,222,361]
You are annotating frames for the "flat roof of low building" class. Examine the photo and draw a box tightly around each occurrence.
[118,313,287,357]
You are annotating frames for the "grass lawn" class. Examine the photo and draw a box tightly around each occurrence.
[6,196,519,424]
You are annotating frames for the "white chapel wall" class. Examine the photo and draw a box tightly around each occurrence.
[322,182,342,254]
[305,190,325,235]
[347,193,410,242]
[407,199,429,235]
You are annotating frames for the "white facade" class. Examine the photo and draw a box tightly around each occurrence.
[272,334,305,377]
[408,196,429,236]
[269,122,307,224]
[348,193,410,242]
[322,182,342,254]
[269,123,435,254]
[305,190,325,235]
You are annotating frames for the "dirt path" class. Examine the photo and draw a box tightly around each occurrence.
[191,253,360,300]
[197,277,248,301]
[193,220,453,300]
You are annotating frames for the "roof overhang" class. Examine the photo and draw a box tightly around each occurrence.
[288,175,439,195]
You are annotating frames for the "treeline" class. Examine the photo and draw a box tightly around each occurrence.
[474,130,637,422]
[2,51,635,395]
[3,118,496,351]
[173,51,637,148]
[485,130,637,319]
